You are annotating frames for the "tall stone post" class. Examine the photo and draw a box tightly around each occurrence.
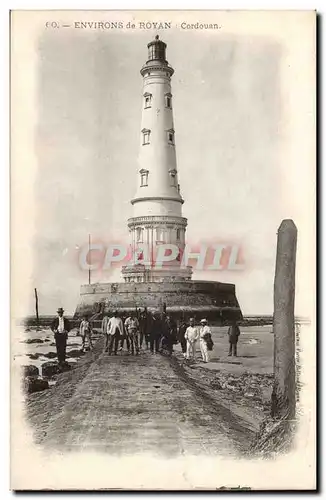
[271,219,297,419]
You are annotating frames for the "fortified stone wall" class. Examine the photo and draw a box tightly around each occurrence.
[74,280,242,322]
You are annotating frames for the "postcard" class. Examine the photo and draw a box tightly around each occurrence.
[10,10,316,490]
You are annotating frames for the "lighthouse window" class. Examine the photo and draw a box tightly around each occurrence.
[144,92,152,109]
[165,93,172,109]
[167,129,175,145]
[140,169,149,187]
[142,128,151,145]
[169,169,177,187]
[176,229,181,241]
[156,228,164,242]
[136,227,143,243]
[148,44,155,60]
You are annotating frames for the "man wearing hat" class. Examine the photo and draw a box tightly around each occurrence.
[149,312,162,355]
[184,318,199,361]
[51,307,71,367]
[228,320,240,356]
[199,319,212,363]
[80,314,93,352]
[105,310,124,355]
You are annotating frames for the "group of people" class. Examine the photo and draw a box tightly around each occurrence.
[99,309,240,363]
[51,306,241,367]
[178,317,214,363]
[101,310,178,357]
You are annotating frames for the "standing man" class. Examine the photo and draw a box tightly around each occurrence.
[80,315,93,352]
[161,316,176,356]
[185,318,199,361]
[177,318,188,358]
[105,310,124,355]
[228,321,241,356]
[124,312,140,355]
[150,312,162,355]
[139,308,147,349]
[144,309,152,350]
[199,319,212,363]
[119,314,131,353]
[101,313,109,336]
[51,307,71,368]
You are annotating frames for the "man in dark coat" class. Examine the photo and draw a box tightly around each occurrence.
[150,313,162,354]
[51,307,71,367]
[161,316,176,356]
[143,309,153,350]
[139,308,148,349]
[228,321,241,356]
[177,319,188,357]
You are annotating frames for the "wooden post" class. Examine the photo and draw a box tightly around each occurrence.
[88,234,91,285]
[271,219,297,420]
[34,288,39,326]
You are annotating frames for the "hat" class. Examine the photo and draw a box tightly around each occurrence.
[200,319,207,324]
[57,307,64,313]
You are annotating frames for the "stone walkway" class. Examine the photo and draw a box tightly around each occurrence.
[31,342,253,458]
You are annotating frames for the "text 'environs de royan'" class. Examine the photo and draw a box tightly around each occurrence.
[71,21,221,30]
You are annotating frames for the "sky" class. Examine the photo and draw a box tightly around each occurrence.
[14,13,313,317]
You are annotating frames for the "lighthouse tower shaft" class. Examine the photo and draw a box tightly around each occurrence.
[122,36,192,283]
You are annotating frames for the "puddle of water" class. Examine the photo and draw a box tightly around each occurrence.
[243,339,259,345]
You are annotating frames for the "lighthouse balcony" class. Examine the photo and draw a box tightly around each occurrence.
[127,215,188,229]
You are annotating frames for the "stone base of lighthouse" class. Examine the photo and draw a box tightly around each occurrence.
[74,280,242,324]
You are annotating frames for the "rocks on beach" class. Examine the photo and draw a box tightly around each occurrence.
[42,362,60,378]
[180,357,274,412]
[27,353,41,360]
[207,371,274,407]
[42,361,77,377]
[66,359,77,367]
[24,377,49,394]
[23,338,45,344]
[43,352,57,360]
[68,349,84,358]
[19,331,88,395]
[23,365,39,377]
[22,365,49,394]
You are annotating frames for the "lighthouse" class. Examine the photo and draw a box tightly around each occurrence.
[75,36,242,323]
[122,36,192,283]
